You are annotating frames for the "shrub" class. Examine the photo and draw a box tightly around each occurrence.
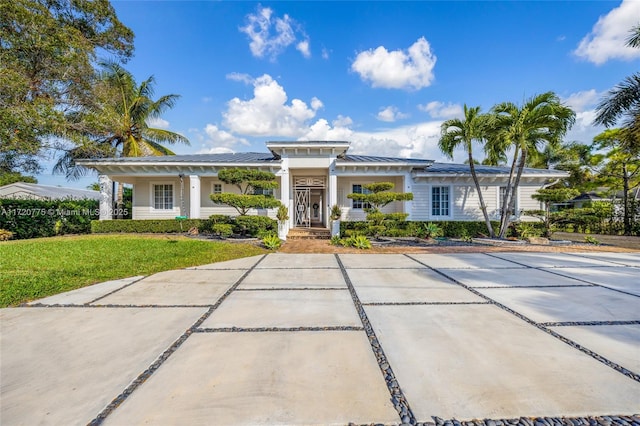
[514,222,544,239]
[0,229,13,241]
[233,215,277,237]
[91,219,203,234]
[421,222,443,239]
[330,235,342,246]
[262,234,281,250]
[1,198,99,239]
[343,235,371,249]
[584,235,600,245]
[212,224,233,238]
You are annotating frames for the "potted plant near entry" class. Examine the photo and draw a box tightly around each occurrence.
[276,203,289,240]
[330,204,342,237]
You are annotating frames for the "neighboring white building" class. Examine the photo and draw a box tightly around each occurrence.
[0,182,100,201]
[77,140,567,230]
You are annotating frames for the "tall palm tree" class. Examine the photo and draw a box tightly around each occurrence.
[56,62,189,216]
[595,25,640,146]
[489,92,575,238]
[439,105,495,238]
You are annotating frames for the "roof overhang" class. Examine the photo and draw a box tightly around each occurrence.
[266,141,350,158]
[76,160,280,176]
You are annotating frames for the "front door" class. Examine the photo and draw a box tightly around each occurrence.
[295,188,310,227]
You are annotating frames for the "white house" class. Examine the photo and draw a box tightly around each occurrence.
[0,182,100,201]
[77,140,566,231]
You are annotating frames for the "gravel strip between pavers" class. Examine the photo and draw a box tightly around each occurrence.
[484,253,640,299]
[335,254,416,425]
[538,320,640,327]
[404,254,640,385]
[194,326,364,332]
[88,254,267,425]
[428,414,640,426]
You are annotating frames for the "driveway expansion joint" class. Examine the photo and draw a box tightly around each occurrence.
[404,254,640,384]
[540,320,640,327]
[362,301,491,306]
[88,254,267,425]
[484,253,640,298]
[428,414,640,426]
[235,287,348,291]
[86,275,147,305]
[194,326,364,332]
[336,254,416,425]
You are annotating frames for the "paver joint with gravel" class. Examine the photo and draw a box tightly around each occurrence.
[1,251,639,425]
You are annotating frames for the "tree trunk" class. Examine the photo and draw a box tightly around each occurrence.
[499,148,527,238]
[498,146,520,238]
[623,164,630,235]
[468,151,495,238]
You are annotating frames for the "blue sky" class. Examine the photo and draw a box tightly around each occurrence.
[40,0,640,188]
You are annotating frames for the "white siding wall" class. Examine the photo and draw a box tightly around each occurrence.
[132,177,186,219]
[337,176,404,221]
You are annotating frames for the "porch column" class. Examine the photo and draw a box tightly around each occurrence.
[404,172,413,220]
[98,174,113,221]
[278,158,291,229]
[329,160,338,208]
[189,175,201,219]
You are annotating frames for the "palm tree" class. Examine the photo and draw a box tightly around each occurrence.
[56,62,189,216]
[439,105,495,238]
[489,92,575,238]
[595,25,640,147]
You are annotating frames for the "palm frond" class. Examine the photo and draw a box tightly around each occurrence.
[143,127,190,145]
[594,73,640,127]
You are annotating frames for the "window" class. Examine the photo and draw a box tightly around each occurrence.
[351,184,371,209]
[212,183,223,194]
[253,187,274,197]
[431,186,450,216]
[153,184,173,210]
[498,186,518,213]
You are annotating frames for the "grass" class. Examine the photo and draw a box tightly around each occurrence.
[0,234,266,307]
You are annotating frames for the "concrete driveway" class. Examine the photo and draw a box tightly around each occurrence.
[1,252,639,425]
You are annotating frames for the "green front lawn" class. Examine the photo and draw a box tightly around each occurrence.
[0,235,266,307]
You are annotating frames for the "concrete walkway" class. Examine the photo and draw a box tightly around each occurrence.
[1,252,639,425]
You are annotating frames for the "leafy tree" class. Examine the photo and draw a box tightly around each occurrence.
[55,63,189,217]
[591,129,640,235]
[210,169,280,216]
[0,0,134,174]
[347,182,413,238]
[439,105,495,238]
[594,25,640,146]
[0,172,37,186]
[529,187,579,237]
[488,92,575,238]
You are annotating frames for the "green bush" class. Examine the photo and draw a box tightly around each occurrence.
[91,219,203,234]
[0,198,99,239]
[262,234,281,250]
[341,220,500,239]
[212,224,233,238]
[233,215,277,237]
[584,235,600,245]
[343,235,371,249]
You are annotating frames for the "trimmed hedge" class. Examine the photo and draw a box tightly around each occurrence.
[341,220,521,238]
[91,215,277,238]
[91,219,204,234]
[0,198,99,240]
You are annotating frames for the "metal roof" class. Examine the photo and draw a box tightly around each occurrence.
[340,154,433,165]
[82,152,279,164]
[420,162,567,175]
[0,183,100,200]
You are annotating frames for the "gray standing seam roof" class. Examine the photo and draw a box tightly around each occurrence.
[423,162,566,175]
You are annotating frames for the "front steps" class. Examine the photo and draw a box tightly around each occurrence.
[287,227,331,240]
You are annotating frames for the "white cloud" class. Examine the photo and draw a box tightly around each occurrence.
[333,115,353,127]
[296,40,311,58]
[226,72,253,84]
[239,5,309,60]
[376,106,409,122]
[418,101,463,119]
[351,37,437,90]
[196,124,249,154]
[223,74,322,137]
[561,89,601,112]
[574,0,640,64]
[201,97,213,103]
[321,47,330,60]
[146,117,170,129]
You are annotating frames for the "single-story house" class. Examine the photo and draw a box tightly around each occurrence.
[0,182,100,201]
[77,140,567,232]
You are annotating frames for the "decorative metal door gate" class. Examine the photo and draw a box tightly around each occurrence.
[295,188,310,227]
